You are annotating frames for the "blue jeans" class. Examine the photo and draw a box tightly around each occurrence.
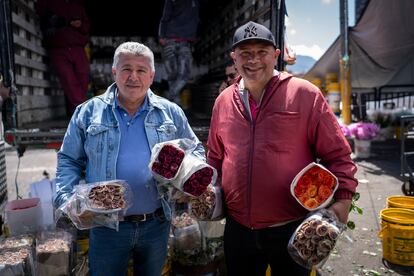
[89,214,170,276]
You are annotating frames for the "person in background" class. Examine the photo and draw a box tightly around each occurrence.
[218,60,238,94]
[158,0,204,106]
[36,0,90,116]
[55,42,205,276]
[207,21,358,275]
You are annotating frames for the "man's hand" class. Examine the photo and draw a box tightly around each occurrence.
[66,199,94,227]
[328,199,352,224]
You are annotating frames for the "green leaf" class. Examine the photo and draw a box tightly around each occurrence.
[353,192,360,201]
[347,221,355,230]
[356,207,363,215]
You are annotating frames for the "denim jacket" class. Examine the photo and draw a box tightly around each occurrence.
[55,83,205,220]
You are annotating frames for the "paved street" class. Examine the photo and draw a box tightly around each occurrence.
[4,139,414,275]
[5,147,57,200]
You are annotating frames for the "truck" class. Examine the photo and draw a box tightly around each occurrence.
[0,0,286,209]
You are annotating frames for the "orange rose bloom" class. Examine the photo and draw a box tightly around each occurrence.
[304,198,318,209]
[306,184,318,197]
[294,184,307,196]
[318,185,332,201]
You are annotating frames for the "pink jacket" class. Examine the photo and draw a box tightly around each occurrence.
[207,72,358,229]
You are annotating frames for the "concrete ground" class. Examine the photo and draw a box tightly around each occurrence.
[321,140,414,276]
[4,139,414,275]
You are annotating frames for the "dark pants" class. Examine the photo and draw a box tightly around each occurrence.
[50,46,89,115]
[224,217,311,276]
[161,39,192,103]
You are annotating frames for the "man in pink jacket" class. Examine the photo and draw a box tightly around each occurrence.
[36,0,90,115]
[207,21,358,275]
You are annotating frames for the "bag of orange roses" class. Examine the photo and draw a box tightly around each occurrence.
[290,162,338,211]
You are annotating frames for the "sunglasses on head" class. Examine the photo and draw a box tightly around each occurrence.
[226,73,236,79]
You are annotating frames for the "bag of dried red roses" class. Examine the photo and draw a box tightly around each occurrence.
[56,180,133,231]
[175,154,218,198]
[149,138,198,185]
[290,162,338,211]
[287,209,345,269]
[189,184,223,220]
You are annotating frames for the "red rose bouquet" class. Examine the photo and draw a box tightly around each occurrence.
[175,154,217,197]
[291,163,338,211]
[149,139,197,184]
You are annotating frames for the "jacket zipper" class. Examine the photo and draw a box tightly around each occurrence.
[248,118,255,229]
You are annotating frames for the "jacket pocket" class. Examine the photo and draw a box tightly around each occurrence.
[156,122,177,142]
[85,124,109,154]
[265,111,300,152]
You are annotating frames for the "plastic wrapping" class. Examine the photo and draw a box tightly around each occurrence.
[291,163,338,211]
[149,138,198,184]
[190,185,223,220]
[0,235,34,250]
[287,209,345,269]
[36,230,73,276]
[56,180,133,230]
[0,247,34,276]
[0,235,35,276]
[171,212,202,253]
[177,154,218,197]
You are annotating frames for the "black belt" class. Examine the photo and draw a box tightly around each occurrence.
[123,208,163,222]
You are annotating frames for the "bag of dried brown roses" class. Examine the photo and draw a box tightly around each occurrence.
[287,209,346,270]
[56,180,133,231]
[189,185,223,221]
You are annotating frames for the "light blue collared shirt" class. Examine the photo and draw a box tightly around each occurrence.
[114,95,161,215]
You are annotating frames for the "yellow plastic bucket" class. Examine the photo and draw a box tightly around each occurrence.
[379,208,414,266]
[387,196,414,209]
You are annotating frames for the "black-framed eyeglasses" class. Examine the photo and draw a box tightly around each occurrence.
[226,73,236,79]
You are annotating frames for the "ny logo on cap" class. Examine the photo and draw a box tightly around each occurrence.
[243,24,257,38]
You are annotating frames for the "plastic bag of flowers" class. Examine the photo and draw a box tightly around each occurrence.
[56,180,133,230]
[171,211,202,253]
[287,209,345,269]
[174,153,218,197]
[198,220,225,261]
[149,138,198,184]
[36,230,73,276]
[0,235,35,276]
[189,185,223,220]
[291,163,338,211]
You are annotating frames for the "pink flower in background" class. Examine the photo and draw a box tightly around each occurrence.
[339,123,351,138]
[348,122,380,140]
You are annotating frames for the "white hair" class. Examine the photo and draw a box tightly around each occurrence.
[112,42,155,71]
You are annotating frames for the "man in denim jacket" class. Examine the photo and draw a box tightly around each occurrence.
[55,42,204,276]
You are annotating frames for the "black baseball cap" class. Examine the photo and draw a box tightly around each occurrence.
[232,21,276,49]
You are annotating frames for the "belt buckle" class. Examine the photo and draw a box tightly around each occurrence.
[140,214,147,222]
